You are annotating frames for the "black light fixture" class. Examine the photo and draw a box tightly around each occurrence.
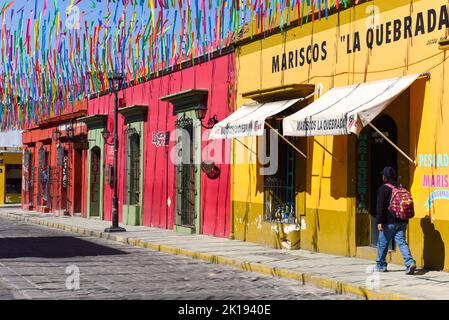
[104,72,126,233]
[52,129,61,141]
[101,128,112,144]
[66,125,75,140]
[195,106,219,129]
[195,106,207,121]
[108,73,125,93]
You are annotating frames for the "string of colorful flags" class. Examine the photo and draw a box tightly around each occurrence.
[0,0,355,130]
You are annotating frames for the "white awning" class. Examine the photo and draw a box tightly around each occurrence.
[283,74,420,137]
[209,98,301,140]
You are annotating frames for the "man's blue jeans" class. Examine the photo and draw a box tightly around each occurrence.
[376,222,416,269]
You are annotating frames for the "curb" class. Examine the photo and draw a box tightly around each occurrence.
[0,212,414,300]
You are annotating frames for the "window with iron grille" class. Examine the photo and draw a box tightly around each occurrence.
[175,116,196,228]
[263,119,296,224]
[126,131,140,205]
[38,147,50,205]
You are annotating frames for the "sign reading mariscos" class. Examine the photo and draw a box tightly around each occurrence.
[272,4,449,74]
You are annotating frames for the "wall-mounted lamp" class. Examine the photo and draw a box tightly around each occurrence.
[102,129,113,145]
[195,107,207,121]
[52,129,61,141]
[195,107,219,129]
[66,125,75,140]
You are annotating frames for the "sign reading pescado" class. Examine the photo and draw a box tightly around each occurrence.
[272,5,449,74]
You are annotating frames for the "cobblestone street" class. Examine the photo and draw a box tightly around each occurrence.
[0,217,358,300]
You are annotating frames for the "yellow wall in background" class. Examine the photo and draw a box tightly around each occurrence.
[234,0,449,270]
[0,152,22,205]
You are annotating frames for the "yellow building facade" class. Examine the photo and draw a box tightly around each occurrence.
[232,0,449,271]
[0,150,22,205]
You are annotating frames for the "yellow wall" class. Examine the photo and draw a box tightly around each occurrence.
[234,0,449,270]
[0,152,22,205]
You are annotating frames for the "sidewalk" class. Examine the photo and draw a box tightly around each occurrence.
[1,208,449,300]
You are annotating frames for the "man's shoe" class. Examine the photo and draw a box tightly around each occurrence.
[405,263,416,275]
[374,266,387,272]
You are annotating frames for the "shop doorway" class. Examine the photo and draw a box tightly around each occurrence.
[126,132,141,206]
[122,126,144,226]
[29,162,35,207]
[368,115,398,248]
[356,115,399,248]
[25,151,35,207]
[73,148,83,215]
[38,146,50,209]
[4,164,22,203]
[89,147,101,218]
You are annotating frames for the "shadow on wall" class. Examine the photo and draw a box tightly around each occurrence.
[408,78,425,210]
[421,216,445,271]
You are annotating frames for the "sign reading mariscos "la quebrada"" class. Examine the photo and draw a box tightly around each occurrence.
[272,4,449,74]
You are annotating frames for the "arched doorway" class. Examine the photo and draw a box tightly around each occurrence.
[356,114,398,248]
[89,147,101,217]
[369,115,398,247]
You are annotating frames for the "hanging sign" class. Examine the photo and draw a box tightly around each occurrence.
[152,131,170,147]
[62,155,69,189]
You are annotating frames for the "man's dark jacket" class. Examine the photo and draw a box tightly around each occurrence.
[376,179,408,225]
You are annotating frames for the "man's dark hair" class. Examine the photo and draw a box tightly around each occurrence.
[381,166,396,180]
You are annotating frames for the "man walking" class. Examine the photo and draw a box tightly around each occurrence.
[375,166,416,275]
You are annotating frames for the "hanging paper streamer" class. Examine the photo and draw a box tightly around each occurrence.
[0,0,353,131]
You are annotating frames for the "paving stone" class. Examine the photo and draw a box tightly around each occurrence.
[0,216,358,300]
[4,208,449,300]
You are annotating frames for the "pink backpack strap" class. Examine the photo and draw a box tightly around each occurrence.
[385,183,400,207]
[385,183,402,189]
[385,183,395,189]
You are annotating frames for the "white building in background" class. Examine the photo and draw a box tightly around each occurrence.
[0,130,23,149]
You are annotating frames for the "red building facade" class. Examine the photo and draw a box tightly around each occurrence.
[83,52,234,237]
[22,107,89,217]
